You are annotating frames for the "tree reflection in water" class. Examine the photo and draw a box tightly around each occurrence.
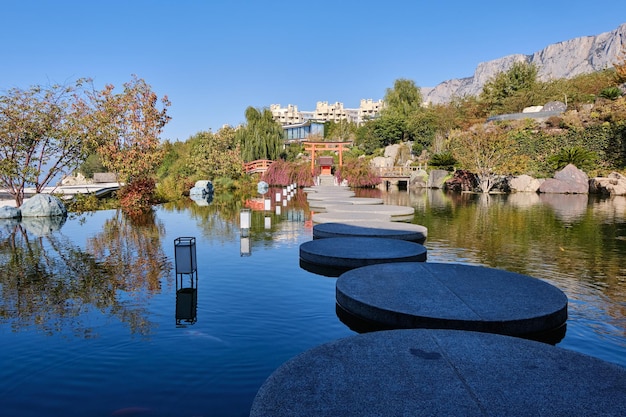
[0,209,172,337]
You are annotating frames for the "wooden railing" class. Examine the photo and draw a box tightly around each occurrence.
[243,159,273,174]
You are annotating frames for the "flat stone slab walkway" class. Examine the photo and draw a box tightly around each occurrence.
[300,237,427,276]
[250,329,626,417]
[308,197,384,209]
[336,262,567,337]
[303,185,351,193]
[312,212,391,223]
[322,204,414,218]
[313,221,427,244]
[306,191,356,200]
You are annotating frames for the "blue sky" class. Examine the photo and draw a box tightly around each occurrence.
[2,1,625,141]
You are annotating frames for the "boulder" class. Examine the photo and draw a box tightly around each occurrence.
[445,170,480,192]
[543,101,567,112]
[427,169,450,189]
[489,175,511,193]
[0,206,21,219]
[384,144,400,160]
[589,172,626,196]
[190,180,214,197]
[539,164,589,194]
[409,170,428,188]
[20,194,68,217]
[509,175,544,192]
[370,156,393,168]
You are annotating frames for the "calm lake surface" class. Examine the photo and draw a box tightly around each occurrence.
[0,188,625,416]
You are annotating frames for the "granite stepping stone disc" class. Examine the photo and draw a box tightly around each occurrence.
[250,329,626,417]
[313,221,427,244]
[336,262,568,337]
[299,237,427,276]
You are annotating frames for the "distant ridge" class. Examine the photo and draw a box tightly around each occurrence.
[423,23,626,104]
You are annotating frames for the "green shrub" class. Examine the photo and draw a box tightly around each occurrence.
[548,146,598,171]
[599,86,623,100]
[429,152,457,170]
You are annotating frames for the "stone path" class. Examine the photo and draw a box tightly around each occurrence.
[336,262,567,337]
[313,221,427,244]
[250,329,626,417]
[300,237,427,277]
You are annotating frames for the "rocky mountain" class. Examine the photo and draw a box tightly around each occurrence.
[423,23,626,104]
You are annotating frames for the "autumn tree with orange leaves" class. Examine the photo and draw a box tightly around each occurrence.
[86,76,171,215]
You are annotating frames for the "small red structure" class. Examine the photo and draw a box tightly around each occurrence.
[302,141,351,174]
[317,156,334,175]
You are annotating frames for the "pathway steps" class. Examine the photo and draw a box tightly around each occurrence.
[313,221,427,244]
[299,237,427,277]
[250,329,626,417]
[336,262,568,337]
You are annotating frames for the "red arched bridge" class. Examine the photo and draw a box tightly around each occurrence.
[243,159,273,174]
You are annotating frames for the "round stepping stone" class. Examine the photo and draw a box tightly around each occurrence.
[303,186,350,193]
[312,212,391,223]
[322,204,414,218]
[308,198,384,209]
[313,221,427,244]
[306,192,355,200]
[299,237,427,277]
[336,262,568,337]
[250,329,626,417]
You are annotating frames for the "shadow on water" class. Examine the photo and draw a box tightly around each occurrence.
[335,303,568,345]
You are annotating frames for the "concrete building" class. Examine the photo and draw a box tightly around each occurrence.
[271,99,384,126]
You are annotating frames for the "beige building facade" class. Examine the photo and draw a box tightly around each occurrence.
[270,99,384,126]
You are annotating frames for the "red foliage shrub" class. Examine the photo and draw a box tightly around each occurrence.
[118,177,157,216]
[335,159,381,187]
[262,160,315,186]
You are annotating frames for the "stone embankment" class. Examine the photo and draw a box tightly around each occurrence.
[422,163,626,195]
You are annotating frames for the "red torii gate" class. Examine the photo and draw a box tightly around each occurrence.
[302,141,352,174]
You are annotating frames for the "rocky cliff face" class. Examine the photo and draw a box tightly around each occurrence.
[424,23,626,104]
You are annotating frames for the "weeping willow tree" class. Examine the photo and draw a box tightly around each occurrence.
[237,106,284,162]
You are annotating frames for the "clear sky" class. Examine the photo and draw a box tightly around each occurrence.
[2,1,625,141]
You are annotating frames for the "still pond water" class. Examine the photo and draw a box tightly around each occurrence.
[0,188,625,416]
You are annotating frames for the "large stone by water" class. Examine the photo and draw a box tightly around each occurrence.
[0,206,21,219]
[539,164,589,194]
[426,169,449,189]
[20,194,67,217]
[509,174,544,192]
[589,172,626,195]
[250,329,626,417]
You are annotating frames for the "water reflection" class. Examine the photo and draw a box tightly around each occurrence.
[0,188,625,416]
[176,274,198,326]
[0,209,172,337]
[377,189,626,365]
